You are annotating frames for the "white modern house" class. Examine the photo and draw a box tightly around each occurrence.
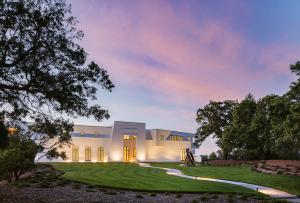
[46,121,196,162]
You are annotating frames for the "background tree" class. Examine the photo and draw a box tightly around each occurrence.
[0,0,114,160]
[222,94,257,160]
[195,100,238,159]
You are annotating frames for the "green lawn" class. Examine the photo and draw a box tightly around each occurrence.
[150,162,300,196]
[51,162,257,194]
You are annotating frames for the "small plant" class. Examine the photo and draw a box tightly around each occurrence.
[226,193,234,202]
[105,191,117,195]
[15,182,31,188]
[72,183,81,190]
[85,189,96,192]
[175,193,182,198]
[38,182,51,188]
[253,195,267,200]
[200,195,209,201]
[240,193,250,200]
[86,184,95,189]
[211,194,218,199]
[135,194,144,199]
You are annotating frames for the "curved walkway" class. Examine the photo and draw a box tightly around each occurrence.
[138,163,299,202]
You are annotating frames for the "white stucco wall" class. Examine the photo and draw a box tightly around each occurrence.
[145,140,191,162]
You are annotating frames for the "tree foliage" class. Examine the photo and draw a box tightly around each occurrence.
[195,100,237,158]
[0,120,8,149]
[0,0,114,161]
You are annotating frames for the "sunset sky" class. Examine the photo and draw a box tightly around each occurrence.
[68,0,300,152]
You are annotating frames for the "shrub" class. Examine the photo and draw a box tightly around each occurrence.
[86,184,95,189]
[226,193,234,202]
[200,195,209,201]
[150,193,157,197]
[200,155,208,163]
[38,182,51,188]
[72,183,81,190]
[135,194,144,199]
[0,136,39,183]
[208,152,218,160]
[211,194,218,199]
[85,189,96,192]
[190,200,199,203]
[240,193,250,200]
[176,193,182,198]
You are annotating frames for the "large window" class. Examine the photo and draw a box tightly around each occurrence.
[160,135,164,140]
[180,136,183,141]
[170,135,180,141]
[97,147,104,161]
[133,148,136,157]
[85,147,92,161]
[72,146,79,161]
[123,146,130,161]
[180,149,186,161]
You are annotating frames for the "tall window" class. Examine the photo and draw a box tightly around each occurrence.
[180,149,186,161]
[97,147,104,161]
[188,137,191,141]
[133,148,136,157]
[123,146,130,161]
[72,146,79,161]
[85,147,91,161]
[160,135,164,140]
[180,136,183,141]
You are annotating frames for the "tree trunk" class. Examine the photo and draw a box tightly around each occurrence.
[7,171,12,183]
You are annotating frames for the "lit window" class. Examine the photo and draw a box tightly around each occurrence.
[188,137,191,141]
[123,135,130,140]
[85,147,91,161]
[175,136,179,141]
[72,146,79,161]
[123,147,130,161]
[180,136,183,141]
[180,149,186,161]
[97,147,104,161]
[133,148,136,157]
[160,135,164,140]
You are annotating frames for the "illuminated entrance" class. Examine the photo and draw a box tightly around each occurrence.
[123,134,137,162]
